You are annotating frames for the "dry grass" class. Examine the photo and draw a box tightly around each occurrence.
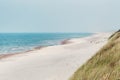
[70,31,120,80]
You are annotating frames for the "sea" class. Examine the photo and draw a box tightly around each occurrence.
[0,33,92,54]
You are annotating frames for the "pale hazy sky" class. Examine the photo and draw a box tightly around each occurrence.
[0,0,120,33]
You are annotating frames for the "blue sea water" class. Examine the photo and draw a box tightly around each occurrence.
[0,33,92,54]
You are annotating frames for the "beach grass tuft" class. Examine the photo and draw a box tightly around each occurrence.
[70,30,120,80]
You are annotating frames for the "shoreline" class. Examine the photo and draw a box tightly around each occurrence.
[0,32,112,80]
[0,34,93,60]
[0,40,71,60]
[0,33,93,56]
[0,46,46,60]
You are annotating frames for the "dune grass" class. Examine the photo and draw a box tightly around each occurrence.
[70,31,120,80]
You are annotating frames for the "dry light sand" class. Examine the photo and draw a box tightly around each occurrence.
[0,33,111,80]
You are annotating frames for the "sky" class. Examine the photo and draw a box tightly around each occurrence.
[0,0,120,33]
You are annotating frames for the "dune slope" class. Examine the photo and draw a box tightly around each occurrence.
[70,31,120,80]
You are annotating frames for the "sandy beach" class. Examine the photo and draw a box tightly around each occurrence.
[0,33,111,80]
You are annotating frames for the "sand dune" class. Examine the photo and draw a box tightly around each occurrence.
[0,33,111,80]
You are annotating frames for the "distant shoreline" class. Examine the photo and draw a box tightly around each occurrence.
[0,33,93,55]
[0,34,89,60]
[0,33,93,59]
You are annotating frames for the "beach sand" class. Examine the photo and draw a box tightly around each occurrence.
[0,33,111,80]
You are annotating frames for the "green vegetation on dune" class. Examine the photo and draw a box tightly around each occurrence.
[70,30,120,80]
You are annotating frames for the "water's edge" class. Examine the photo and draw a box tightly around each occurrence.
[0,33,94,59]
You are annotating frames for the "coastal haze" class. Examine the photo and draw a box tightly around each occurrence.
[0,0,120,33]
